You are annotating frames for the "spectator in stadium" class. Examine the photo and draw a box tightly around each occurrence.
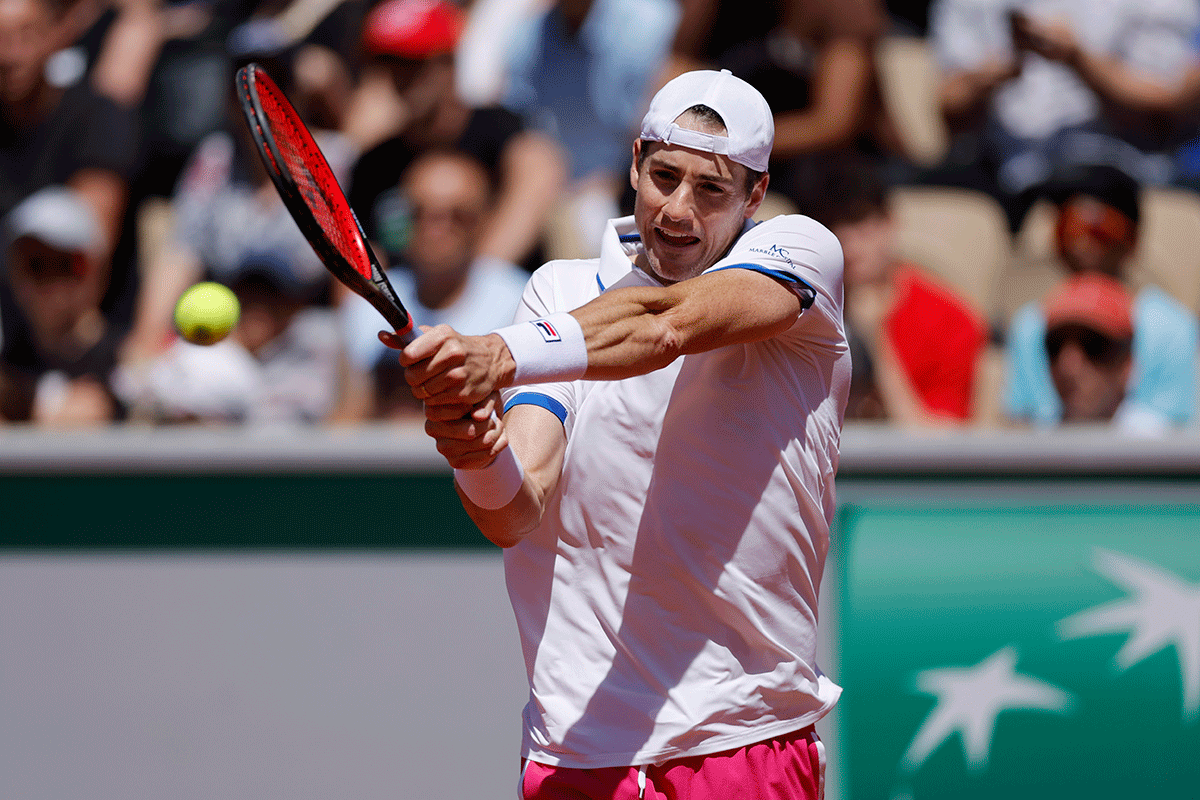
[342,0,567,271]
[335,148,528,422]
[807,157,989,425]
[118,55,346,370]
[0,0,141,380]
[927,0,1199,230]
[1042,272,1137,424]
[485,0,680,258]
[1001,14,1200,192]
[1,187,121,424]
[663,0,908,215]
[1004,163,1198,433]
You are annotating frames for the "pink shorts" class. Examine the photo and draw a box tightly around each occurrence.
[518,725,826,800]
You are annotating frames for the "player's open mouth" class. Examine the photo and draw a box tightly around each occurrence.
[654,228,699,248]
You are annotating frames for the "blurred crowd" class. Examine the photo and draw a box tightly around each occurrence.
[2,0,1199,434]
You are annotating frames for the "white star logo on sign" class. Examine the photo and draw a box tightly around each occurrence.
[901,646,1074,773]
[1057,548,1200,724]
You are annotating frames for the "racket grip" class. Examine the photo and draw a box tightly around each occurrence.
[380,305,417,345]
[393,324,419,346]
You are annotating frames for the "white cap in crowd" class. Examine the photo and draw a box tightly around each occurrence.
[639,69,774,173]
[4,186,103,257]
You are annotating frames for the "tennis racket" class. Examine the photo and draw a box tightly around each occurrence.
[235,62,417,344]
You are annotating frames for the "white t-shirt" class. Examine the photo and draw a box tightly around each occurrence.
[500,215,850,768]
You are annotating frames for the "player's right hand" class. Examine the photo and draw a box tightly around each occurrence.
[395,324,513,409]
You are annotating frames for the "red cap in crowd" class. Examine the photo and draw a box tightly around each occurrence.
[1044,273,1134,341]
[362,0,464,59]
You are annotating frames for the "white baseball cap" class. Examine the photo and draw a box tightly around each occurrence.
[639,69,774,173]
[4,186,103,256]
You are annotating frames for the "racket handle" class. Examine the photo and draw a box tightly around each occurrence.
[393,325,419,346]
[376,301,417,345]
[378,323,418,350]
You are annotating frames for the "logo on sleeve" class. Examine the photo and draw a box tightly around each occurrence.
[532,319,562,342]
[750,244,793,267]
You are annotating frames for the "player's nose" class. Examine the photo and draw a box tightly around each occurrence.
[661,184,696,222]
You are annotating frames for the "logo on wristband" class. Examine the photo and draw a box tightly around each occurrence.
[532,319,563,342]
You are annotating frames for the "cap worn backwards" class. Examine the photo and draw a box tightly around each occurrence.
[639,69,774,173]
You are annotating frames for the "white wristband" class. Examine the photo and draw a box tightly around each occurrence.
[493,312,587,385]
[454,447,525,510]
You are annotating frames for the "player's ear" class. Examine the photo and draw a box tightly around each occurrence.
[744,171,769,220]
[630,139,642,192]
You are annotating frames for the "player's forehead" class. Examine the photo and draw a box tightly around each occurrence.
[642,138,743,186]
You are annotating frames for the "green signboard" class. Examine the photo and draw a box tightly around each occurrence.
[838,500,1200,800]
[0,473,484,550]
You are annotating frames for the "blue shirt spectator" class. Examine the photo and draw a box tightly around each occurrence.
[501,0,680,184]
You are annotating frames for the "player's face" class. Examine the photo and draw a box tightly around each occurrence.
[630,123,766,284]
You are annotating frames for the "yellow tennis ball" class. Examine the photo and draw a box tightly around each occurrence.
[174,282,240,345]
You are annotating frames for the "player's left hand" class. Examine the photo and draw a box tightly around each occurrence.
[422,391,507,469]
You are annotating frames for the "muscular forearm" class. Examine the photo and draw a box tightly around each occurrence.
[401,270,801,409]
[570,286,684,379]
[576,270,801,378]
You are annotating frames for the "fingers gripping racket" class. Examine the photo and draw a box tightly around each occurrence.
[236,62,417,344]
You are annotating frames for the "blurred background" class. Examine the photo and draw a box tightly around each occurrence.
[2,0,1199,797]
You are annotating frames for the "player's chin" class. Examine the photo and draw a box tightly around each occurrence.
[648,257,700,285]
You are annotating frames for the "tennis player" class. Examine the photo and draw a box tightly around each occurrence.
[392,69,850,800]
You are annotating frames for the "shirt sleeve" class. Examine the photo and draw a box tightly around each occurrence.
[701,214,846,348]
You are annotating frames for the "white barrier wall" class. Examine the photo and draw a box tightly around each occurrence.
[1,552,528,800]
